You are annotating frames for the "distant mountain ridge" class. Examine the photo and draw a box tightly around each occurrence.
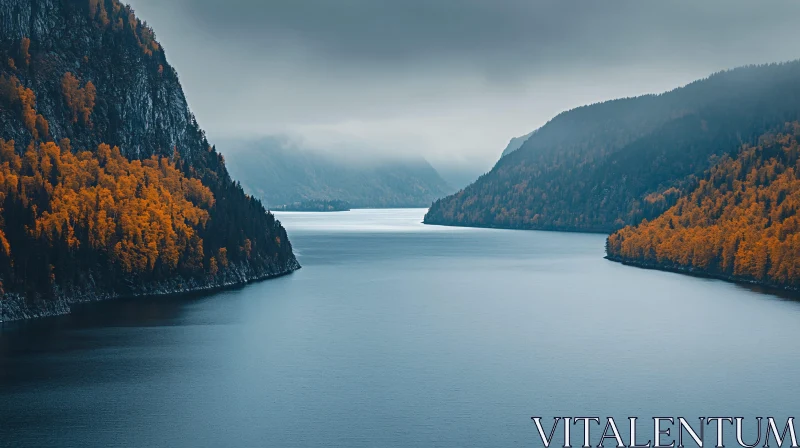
[500,131,533,157]
[222,137,452,208]
[425,61,800,232]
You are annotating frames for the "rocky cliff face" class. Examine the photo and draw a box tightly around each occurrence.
[0,0,195,161]
[0,0,300,321]
[0,258,300,322]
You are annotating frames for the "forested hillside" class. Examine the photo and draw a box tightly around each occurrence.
[425,62,800,232]
[223,137,452,208]
[0,0,298,319]
[607,124,800,290]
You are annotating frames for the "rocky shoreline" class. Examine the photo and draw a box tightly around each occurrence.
[1,258,301,322]
[605,255,799,296]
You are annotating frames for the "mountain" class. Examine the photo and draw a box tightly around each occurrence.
[0,0,298,320]
[221,137,452,209]
[500,131,533,158]
[425,61,800,232]
[607,124,800,291]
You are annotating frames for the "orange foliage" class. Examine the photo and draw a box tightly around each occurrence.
[217,248,228,268]
[38,143,213,272]
[61,72,97,125]
[114,3,160,56]
[35,114,50,140]
[19,38,30,67]
[88,0,109,26]
[88,0,141,31]
[208,256,218,277]
[241,239,252,259]
[0,140,17,255]
[644,187,681,205]
[0,75,41,139]
[608,123,800,287]
[98,6,110,26]
[0,138,215,275]
[135,22,159,56]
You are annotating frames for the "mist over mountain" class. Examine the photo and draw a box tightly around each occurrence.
[425,61,800,232]
[128,0,800,175]
[500,132,533,158]
[433,135,533,192]
[221,137,452,208]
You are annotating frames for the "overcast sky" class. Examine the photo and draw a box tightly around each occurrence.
[128,0,800,175]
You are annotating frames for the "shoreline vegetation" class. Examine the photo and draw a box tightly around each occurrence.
[424,62,800,297]
[272,200,352,212]
[606,125,800,294]
[605,255,800,297]
[421,220,613,235]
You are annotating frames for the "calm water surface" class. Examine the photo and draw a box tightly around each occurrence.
[0,209,797,447]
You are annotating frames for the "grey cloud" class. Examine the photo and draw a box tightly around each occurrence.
[150,1,800,73]
[127,0,800,174]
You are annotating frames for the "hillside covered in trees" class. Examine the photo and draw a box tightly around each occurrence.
[222,137,452,209]
[607,124,800,290]
[0,0,298,320]
[425,61,800,232]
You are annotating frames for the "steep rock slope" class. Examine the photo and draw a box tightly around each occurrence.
[0,0,299,320]
[425,62,800,232]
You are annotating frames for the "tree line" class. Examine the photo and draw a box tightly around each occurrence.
[608,123,800,288]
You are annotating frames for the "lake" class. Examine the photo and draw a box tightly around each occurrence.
[0,208,797,447]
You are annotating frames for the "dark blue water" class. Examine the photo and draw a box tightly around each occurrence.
[0,209,797,447]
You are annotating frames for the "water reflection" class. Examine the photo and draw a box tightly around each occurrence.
[0,209,798,448]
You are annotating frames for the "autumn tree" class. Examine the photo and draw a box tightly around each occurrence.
[3,140,216,276]
[88,0,109,26]
[217,248,228,268]
[0,75,42,139]
[0,0,296,305]
[19,38,31,67]
[61,72,97,125]
[607,123,800,288]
